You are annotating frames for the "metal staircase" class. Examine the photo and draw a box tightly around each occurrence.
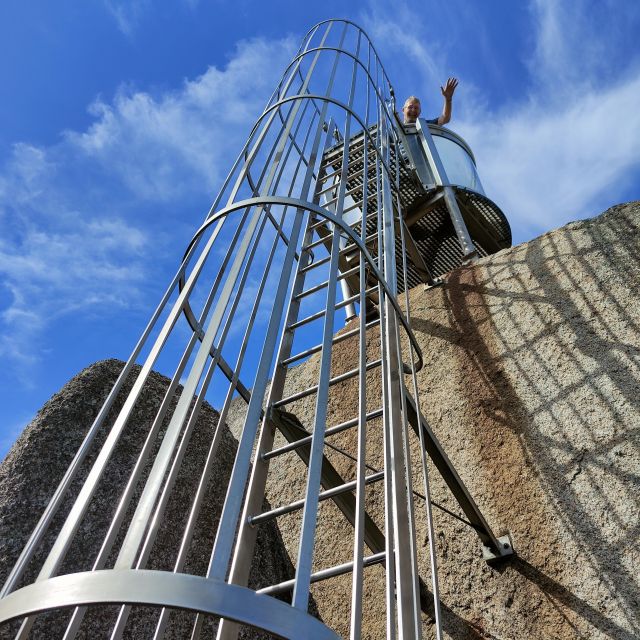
[0,18,513,640]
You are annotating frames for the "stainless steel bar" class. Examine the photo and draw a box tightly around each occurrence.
[350,35,371,639]
[272,358,382,408]
[31,214,229,586]
[257,551,387,597]
[262,408,383,461]
[295,278,329,300]
[158,96,323,639]
[215,27,356,638]
[293,23,351,611]
[380,109,422,640]
[109,204,278,638]
[279,318,378,366]
[113,204,268,574]
[414,118,477,261]
[206,206,308,579]
[305,233,333,251]
[286,307,326,331]
[206,55,337,586]
[216,137,343,640]
[399,217,443,640]
[249,471,384,526]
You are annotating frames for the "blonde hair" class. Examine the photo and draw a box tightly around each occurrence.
[403,96,421,108]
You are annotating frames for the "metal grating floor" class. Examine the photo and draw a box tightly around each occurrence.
[318,128,512,294]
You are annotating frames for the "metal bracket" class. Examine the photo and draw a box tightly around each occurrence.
[482,534,515,563]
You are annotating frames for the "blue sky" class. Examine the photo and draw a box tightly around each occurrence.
[1,0,639,459]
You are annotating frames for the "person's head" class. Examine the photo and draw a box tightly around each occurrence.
[402,96,421,123]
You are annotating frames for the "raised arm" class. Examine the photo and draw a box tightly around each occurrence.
[437,77,458,125]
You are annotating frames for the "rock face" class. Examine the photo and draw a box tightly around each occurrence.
[223,201,640,639]
[1,201,639,640]
[0,360,293,639]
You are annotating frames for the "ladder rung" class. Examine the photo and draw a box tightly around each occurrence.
[342,193,378,215]
[317,175,378,211]
[305,235,329,251]
[280,318,378,366]
[295,265,367,305]
[300,254,331,274]
[337,286,377,310]
[272,358,382,408]
[286,286,376,332]
[256,551,387,596]
[309,217,331,231]
[300,233,378,276]
[341,233,378,255]
[263,408,383,461]
[286,308,325,331]
[248,471,384,526]
[324,188,377,212]
[315,180,342,199]
[338,264,361,280]
[295,279,328,301]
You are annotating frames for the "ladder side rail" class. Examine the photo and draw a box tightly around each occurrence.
[378,108,422,640]
[371,91,398,640]
[391,136,426,637]
[204,88,342,640]
[350,35,373,640]
[204,107,335,584]
[215,58,357,640]
[288,20,353,611]
[213,209,321,640]
[397,203,444,640]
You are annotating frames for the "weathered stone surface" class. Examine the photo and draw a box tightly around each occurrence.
[0,359,293,639]
[226,201,640,639]
[2,201,639,639]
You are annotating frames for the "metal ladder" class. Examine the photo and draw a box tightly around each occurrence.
[0,18,512,640]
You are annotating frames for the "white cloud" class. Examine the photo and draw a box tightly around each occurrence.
[0,36,297,377]
[363,0,640,241]
[455,0,640,237]
[457,71,640,235]
[103,0,151,37]
[66,37,296,202]
[528,0,640,92]
[0,143,149,373]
